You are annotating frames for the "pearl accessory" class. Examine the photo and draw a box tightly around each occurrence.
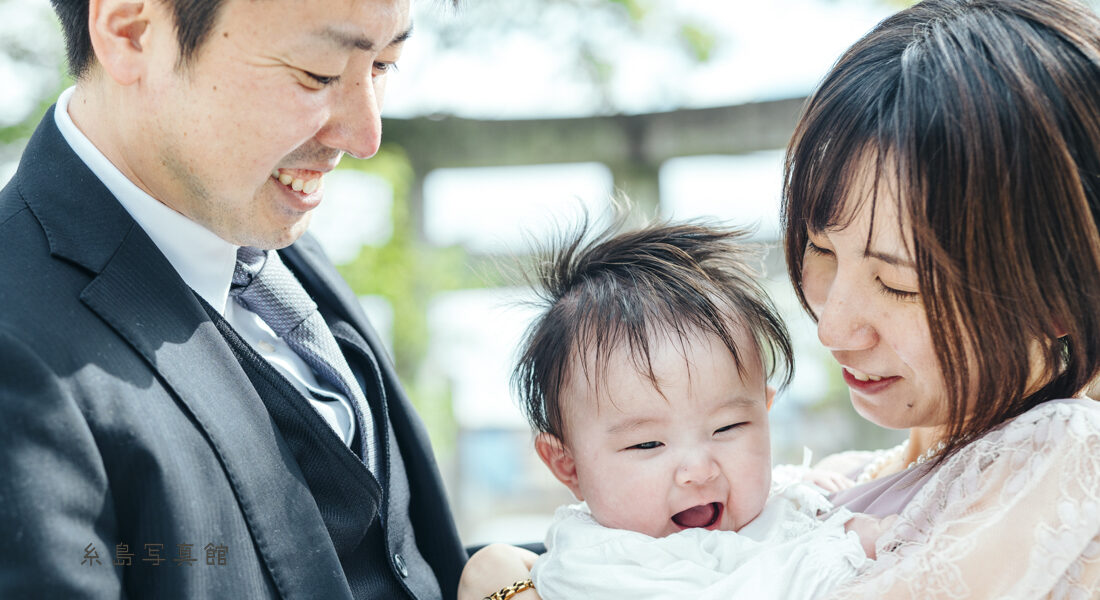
[856,439,948,484]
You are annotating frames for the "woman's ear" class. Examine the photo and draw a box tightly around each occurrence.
[766,385,777,411]
[87,0,153,85]
[534,433,583,501]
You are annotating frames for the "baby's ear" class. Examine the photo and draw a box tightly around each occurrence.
[766,385,777,411]
[535,433,583,501]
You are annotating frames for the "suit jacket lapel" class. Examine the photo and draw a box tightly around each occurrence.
[20,112,351,600]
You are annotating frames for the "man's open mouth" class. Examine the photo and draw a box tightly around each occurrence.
[671,502,723,529]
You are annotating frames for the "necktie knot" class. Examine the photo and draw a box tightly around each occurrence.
[231,246,267,291]
[228,246,379,471]
[231,247,317,337]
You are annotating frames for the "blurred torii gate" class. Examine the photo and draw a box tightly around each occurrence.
[381,96,808,240]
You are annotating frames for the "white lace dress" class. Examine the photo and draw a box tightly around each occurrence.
[829,398,1100,599]
[531,482,871,600]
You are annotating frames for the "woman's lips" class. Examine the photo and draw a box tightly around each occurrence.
[842,367,900,393]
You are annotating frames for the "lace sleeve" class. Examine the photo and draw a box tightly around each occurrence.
[828,399,1100,599]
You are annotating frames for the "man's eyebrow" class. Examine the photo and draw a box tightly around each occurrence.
[391,25,414,46]
[315,24,414,52]
[865,248,915,268]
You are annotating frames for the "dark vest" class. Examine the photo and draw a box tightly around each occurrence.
[199,298,441,599]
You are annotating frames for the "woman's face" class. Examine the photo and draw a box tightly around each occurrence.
[800,173,950,431]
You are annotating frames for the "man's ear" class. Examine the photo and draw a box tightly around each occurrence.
[87,0,152,85]
[534,433,583,501]
[766,385,776,411]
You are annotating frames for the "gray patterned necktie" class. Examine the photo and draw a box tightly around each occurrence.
[230,246,378,473]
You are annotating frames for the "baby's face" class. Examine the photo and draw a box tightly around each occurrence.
[549,329,773,538]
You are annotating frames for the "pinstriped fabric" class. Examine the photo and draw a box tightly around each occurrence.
[230,246,378,474]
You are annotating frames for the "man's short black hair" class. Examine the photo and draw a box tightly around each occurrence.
[513,216,794,440]
[50,0,225,78]
[49,0,454,79]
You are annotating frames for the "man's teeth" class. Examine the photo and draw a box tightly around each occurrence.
[845,366,882,382]
[271,170,321,194]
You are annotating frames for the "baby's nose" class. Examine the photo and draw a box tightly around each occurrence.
[674,451,720,486]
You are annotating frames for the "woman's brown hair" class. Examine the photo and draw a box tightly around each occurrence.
[783,0,1100,461]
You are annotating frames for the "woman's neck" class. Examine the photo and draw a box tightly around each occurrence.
[906,426,948,465]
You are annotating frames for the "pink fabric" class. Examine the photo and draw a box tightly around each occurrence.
[829,457,935,518]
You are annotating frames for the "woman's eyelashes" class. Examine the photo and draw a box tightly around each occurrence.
[805,240,833,257]
[876,278,920,301]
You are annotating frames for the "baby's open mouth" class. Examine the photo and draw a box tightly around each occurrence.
[671,502,722,529]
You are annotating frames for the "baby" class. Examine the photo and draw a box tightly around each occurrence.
[468,219,885,600]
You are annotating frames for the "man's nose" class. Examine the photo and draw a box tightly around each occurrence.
[317,77,383,160]
[674,449,720,486]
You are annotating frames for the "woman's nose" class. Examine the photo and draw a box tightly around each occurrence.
[806,270,878,352]
[674,451,720,486]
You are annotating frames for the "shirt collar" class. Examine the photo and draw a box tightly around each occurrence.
[54,86,238,314]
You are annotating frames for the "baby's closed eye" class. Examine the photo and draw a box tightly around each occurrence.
[714,423,746,435]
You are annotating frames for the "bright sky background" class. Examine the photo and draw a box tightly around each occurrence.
[386,0,898,118]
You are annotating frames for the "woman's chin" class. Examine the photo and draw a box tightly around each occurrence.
[850,393,916,431]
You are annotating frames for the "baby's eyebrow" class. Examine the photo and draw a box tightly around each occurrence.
[606,417,657,436]
[716,397,762,412]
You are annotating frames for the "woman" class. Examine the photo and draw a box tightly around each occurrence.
[461,0,1100,597]
[783,0,1100,596]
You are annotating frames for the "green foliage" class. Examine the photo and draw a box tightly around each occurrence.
[606,0,650,21]
[678,23,716,63]
[335,145,495,455]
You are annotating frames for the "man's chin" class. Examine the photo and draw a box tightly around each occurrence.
[227,215,312,250]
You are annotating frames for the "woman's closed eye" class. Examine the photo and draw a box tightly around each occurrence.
[876,278,920,301]
[805,240,834,258]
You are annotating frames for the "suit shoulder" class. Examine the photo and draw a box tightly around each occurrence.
[0,174,32,230]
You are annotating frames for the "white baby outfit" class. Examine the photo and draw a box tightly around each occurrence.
[532,481,871,600]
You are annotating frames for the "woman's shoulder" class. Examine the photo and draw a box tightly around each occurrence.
[990,397,1100,448]
[925,397,1100,503]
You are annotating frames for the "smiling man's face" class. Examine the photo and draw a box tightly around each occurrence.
[121,0,410,248]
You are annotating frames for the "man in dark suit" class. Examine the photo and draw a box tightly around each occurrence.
[0,0,468,597]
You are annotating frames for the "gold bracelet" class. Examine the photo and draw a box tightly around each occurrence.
[483,578,535,600]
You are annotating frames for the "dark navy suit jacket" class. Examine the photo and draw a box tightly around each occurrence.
[0,110,466,598]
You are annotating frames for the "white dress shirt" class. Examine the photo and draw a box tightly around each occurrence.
[53,86,356,446]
